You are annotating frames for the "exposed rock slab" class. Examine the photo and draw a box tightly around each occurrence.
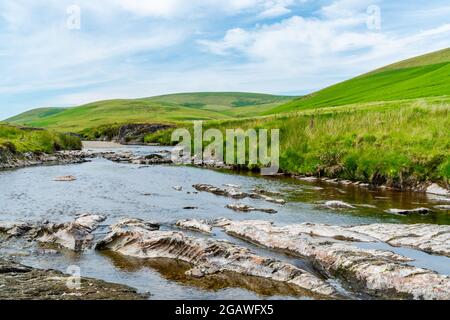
[103,152,172,165]
[322,201,356,210]
[0,259,145,300]
[427,183,450,197]
[347,223,450,257]
[218,219,450,300]
[96,219,337,297]
[226,204,277,214]
[0,214,106,252]
[176,219,213,234]
[0,221,34,237]
[54,175,77,182]
[34,214,106,252]
[0,150,89,171]
[435,205,450,210]
[193,184,286,205]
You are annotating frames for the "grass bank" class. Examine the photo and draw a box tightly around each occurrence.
[0,124,82,154]
[144,98,450,188]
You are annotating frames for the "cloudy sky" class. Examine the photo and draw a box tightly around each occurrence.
[1,0,450,119]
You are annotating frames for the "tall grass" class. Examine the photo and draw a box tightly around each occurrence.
[145,100,450,187]
[0,124,82,154]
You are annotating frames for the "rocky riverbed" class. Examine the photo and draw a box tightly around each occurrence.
[0,143,449,300]
[1,214,449,300]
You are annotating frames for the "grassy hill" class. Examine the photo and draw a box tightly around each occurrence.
[269,48,450,113]
[6,93,294,132]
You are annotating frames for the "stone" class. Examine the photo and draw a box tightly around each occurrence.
[0,221,34,237]
[96,219,337,297]
[427,183,450,197]
[347,223,450,257]
[323,200,356,209]
[434,205,450,210]
[54,175,77,182]
[219,219,450,300]
[0,215,107,252]
[0,259,146,300]
[176,219,213,234]
[34,214,107,252]
[193,184,286,205]
[225,204,277,214]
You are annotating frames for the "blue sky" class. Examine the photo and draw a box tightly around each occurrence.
[1,0,450,119]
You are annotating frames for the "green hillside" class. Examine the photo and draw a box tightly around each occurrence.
[0,124,81,153]
[269,48,450,113]
[6,93,294,132]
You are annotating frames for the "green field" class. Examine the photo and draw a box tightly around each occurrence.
[6,93,294,132]
[0,124,81,154]
[269,48,450,113]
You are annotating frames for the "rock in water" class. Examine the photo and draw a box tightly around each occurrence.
[385,208,432,215]
[193,184,247,199]
[35,214,106,252]
[0,214,107,252]
[347,223,450,257]
[193,184,286,204]
[323,200,356,209]
[54,175,77,182]
[96,219,337,297]
[176,219,213,234]
[218,219,450,300]
[435,205,450,211]
[0,221,34,237]
[225,204,277,214]
[426,183,450,197]
[0,259,146,300]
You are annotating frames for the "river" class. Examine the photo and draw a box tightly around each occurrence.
[0,144,449,299]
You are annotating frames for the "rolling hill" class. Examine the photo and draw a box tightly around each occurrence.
[269,48,450,113]
[5,92,294,132]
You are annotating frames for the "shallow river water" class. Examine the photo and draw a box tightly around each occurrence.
[0,145,449,299]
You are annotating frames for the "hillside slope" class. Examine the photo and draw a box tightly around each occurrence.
[269,48,450,113]
[0,124,81,153]
[6,93,294,132]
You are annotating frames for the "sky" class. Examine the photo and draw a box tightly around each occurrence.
[1,0,450,119]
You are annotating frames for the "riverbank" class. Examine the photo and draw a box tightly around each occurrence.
[0,149,89,171]
[0,124,84,170]
[141,101,450,193]
[0,258,146,300]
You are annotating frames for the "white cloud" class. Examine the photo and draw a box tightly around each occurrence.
[199,1,450,75]
[113,0,302,18]
[1,0,450,120]
[260,5,291,18]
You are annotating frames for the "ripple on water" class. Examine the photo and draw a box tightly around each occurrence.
[1,144,449,299]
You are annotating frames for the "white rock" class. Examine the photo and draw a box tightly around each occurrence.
[427,183,450,196]
[323,200,356,209]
